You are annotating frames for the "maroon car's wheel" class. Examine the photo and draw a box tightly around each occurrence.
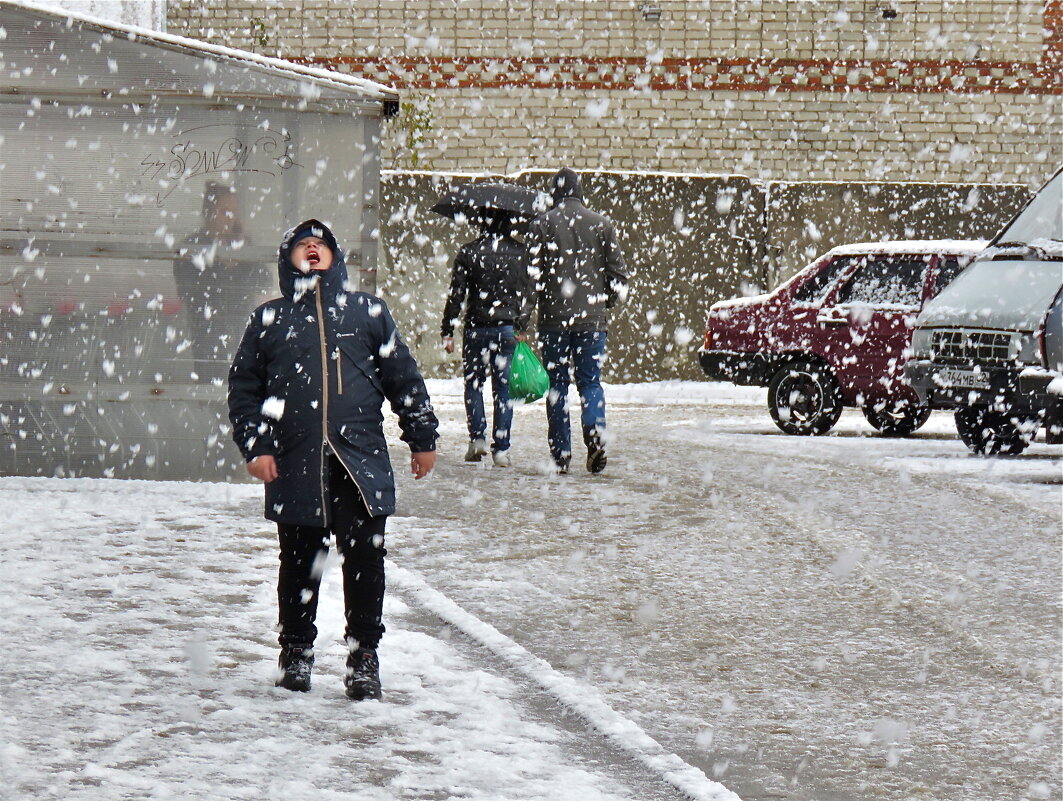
[767,359,843,435]
[863,400,931,437]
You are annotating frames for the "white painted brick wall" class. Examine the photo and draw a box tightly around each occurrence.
[167,0,1061,184]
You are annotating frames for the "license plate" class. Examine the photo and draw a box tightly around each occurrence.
[933,368,991,390]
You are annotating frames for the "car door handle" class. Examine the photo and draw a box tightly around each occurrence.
[816,316,848,327]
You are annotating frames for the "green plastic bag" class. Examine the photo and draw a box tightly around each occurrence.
[509,340,549,403]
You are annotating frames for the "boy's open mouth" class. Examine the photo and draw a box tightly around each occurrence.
[307,253,320,265]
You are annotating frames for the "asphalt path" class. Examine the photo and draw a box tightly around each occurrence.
[391,391,1062,801]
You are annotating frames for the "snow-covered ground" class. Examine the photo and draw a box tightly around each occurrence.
[1,380,1059,800]
[0,480,715,801]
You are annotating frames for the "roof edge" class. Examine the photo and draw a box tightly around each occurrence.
[5,0,399,102]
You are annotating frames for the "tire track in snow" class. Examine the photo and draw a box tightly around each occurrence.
[388,561,743,801]
[393,399,1059,799]
[672,426,1061,691]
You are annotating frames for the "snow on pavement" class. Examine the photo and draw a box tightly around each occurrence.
[397,379,1062,801]
[390,564,738,801]
[1,379,1059,801]
[0,475,723,800]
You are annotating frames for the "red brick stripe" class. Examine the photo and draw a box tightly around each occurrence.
[1046,0,1063,63]
[298,54,1061,95]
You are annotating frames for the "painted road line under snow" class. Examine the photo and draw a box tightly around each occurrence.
[388,561,742,801]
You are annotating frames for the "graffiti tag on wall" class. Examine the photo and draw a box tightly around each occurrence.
[141,125,301,204]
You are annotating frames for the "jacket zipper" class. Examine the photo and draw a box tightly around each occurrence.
[315,291,373,521]
[314,292,330,525]
[333,347,343,394]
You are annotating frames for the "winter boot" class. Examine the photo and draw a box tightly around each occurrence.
[345,648,382,701]
[464,438,488,462]
[492,449,511,468]
[585,430,607,474]
[276,644,314,692]
[554,455,571,474]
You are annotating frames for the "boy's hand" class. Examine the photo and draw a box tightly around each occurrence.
[247,455,279,482]
[410,451,436,479]
[442,336,455,354]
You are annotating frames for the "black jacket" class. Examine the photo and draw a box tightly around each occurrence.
[441,232,532,337]
[526,170,629,332]
[228,220,437,525]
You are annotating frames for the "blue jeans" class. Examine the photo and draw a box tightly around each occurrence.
[462,325,517,452]
[538,330,607,463]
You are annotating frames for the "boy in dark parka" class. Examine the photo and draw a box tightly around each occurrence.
[228,219,438,701]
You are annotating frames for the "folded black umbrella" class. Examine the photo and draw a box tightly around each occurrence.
[430,182,545,224]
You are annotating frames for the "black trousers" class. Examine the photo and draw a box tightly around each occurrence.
[276,455,387,650]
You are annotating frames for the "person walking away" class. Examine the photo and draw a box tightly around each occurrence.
[228,219,438,701]
[526,168,628,474]
[441,215,532,468]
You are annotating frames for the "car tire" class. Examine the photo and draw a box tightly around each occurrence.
[767,358,843,435]
[862,399,932,437]
[954,406,1038,455]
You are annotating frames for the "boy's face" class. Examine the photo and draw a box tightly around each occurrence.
[292,236,333,273]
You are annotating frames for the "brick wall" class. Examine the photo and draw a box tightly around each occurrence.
[167,1,1061,183]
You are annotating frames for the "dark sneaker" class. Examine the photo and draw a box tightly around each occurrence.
[276,644,314,692]
[464,438,488,462]
[554,456,571,474]
[345,648,382,701]
[585,432,607,474]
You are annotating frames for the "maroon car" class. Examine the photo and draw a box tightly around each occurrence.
[699,240,985,435]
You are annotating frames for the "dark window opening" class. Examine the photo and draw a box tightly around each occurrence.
[792,256,861,304]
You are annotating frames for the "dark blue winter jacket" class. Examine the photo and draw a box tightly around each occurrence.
[227,220,438,525]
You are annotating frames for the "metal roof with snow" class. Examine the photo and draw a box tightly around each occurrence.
[0,1,397,480]
[2,0,398,108]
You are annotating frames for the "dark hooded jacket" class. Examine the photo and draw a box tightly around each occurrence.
[440,219,533,338]
[228,220,438,525]
[525,168,629,332]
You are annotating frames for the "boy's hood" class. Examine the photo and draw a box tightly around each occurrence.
[277,219,348,302]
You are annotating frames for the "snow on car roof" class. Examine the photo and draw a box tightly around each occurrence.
[765,239,990,297]
[823,239,988,258]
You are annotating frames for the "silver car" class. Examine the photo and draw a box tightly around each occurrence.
[906,167,1063,455]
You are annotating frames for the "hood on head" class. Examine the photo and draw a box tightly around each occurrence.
[550,167,583,205]
[281,219,339,263]
[277,219,348,301]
